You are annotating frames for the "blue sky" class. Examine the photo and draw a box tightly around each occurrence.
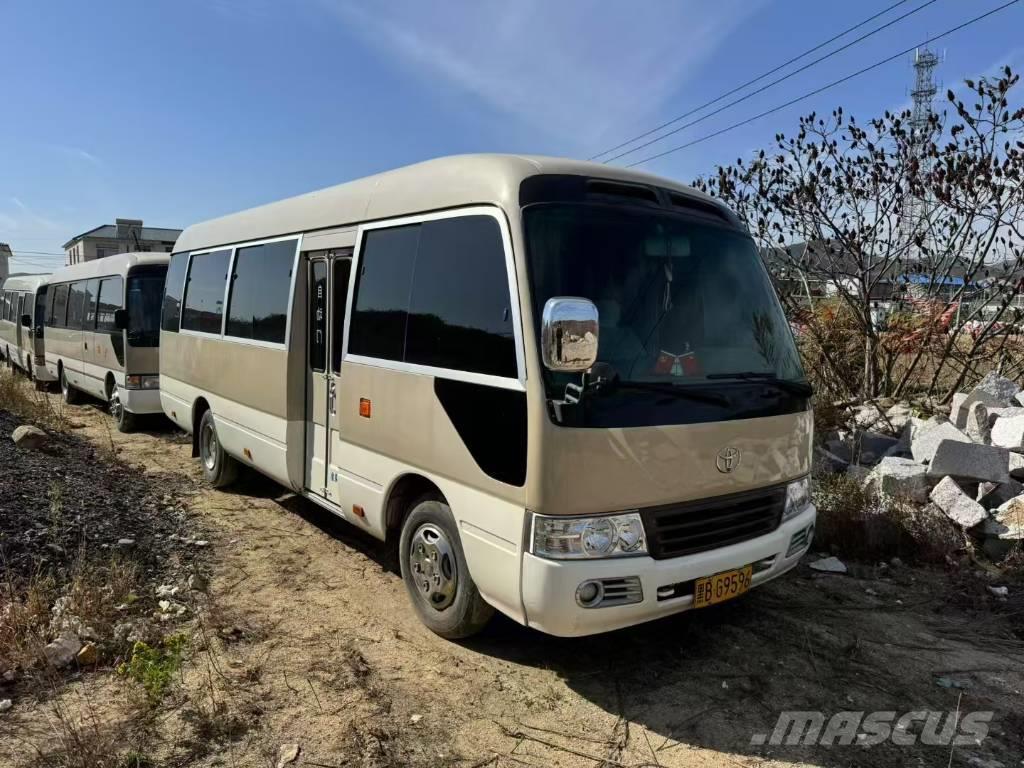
[2,0,1021,273]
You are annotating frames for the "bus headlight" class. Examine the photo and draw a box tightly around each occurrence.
[532,512,647,559]
[782,476,811,521]
[125,375,160,390]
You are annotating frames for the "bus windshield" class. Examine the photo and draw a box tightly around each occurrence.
[525,204,806,426]
[126,270,166,347]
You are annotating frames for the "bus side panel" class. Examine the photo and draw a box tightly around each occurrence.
[159,331,300,489]
[333,361,528,623]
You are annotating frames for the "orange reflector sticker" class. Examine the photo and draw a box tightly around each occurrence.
[353,505,365,518]
[359,398,372,418]
[243,448,253,461]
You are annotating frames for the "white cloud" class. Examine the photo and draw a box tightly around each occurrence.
[317,0,764,151]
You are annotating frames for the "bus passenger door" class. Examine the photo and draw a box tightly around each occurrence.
[304,248,353,503]
[305,255,331,497]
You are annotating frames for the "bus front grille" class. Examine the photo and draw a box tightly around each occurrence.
[641,485,786,560]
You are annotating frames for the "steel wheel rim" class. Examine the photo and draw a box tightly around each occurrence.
[109,385,123,421]
[408,523,458,611]
[200,420,218,471]
[61,371,69,396]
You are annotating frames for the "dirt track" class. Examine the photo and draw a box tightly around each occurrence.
[4,385,1024,768]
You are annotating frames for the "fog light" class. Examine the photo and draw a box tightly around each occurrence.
[576,580,603,607]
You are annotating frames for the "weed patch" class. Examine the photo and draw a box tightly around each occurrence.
[118,634,188,702]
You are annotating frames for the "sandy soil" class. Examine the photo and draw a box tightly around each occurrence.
[2,384,1023,768]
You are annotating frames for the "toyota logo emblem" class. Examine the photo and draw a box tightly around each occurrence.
[716,447,740,473]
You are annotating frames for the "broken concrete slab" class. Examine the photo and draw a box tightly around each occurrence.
[809,556,847,573]
[986,406,1024,426]
[928,440,1011,484]
[864,457,933,503]
[859,431,899,459]
[982,496,1024,560]
[978,478,1024,509]
[884,402,914,432]
[1016,391,1024,407]
[1010,452,1024,480]
[910,419,971,464]
[990,414,1024,452]
[973,371,1021,403]
[930,476,988,528]
[965,401,991,444]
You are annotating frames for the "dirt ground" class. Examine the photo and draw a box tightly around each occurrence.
[2,377,1023,768]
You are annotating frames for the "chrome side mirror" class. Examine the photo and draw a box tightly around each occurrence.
[541,297,599,372]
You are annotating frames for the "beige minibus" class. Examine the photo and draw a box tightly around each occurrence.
[161,154,815,638]
[45,253,170,431]
[0,274,54,385]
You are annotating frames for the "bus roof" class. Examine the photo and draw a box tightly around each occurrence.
[175,154,724,253]
[46,252,171,284]
[2,274,51,293]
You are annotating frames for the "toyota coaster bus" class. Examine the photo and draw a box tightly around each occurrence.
[160,154,815,638]
[44,253,170,432]
[1,274,54,385]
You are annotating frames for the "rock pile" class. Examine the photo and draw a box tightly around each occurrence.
[819,372,1024,560]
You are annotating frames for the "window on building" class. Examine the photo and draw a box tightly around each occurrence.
[67,281,87,327]
[161,252,189,332]
[225,239,296,344]
[347,215,516,378]
[181,249,230,334]
[96,277,123,332]
[83,279,100,329]
[96,248,106,259]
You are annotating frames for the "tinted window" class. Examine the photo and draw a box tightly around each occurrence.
[51,284,69,327]
[67,282,87,328]
[225,239,296,343]
[83,279,100,329]
[1,292,9,322]
[405,216,516,377]
[348,226,419,361]
[181,249,230,335]
[96,277,123,332]
[309,260,327,371]
[332,258,352,372]
[34,288,47,328]
[161,252,189,332]
[126,270,165,347]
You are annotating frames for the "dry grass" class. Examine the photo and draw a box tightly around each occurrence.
[0,369,67,431]
[812,473,966,564]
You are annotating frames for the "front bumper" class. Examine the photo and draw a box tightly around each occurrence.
[120,386,162,415]
[521,504,816,637]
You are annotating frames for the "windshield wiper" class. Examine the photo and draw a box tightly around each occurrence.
[706,372,813,397]
[614,380,731,406]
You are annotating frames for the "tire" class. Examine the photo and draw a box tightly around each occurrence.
[198,409,238,488]
[61,367,82,404]
[399,499,494,639]
[109,381,138,433]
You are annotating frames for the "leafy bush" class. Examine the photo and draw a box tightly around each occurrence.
[117,633,187,702]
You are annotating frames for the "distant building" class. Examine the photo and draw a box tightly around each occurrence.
[0,243,10,282]
[63,218,181,265]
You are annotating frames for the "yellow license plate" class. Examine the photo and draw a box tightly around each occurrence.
[693,565,753,608]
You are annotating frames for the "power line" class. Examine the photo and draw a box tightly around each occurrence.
[597,0,941,163]
[625,0,1021,168]
[10,250,64,256]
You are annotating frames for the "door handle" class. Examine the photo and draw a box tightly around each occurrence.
[327,378,337,416]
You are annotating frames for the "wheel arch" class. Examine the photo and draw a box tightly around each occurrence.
[191,396,211,458]
[384,473,446,541]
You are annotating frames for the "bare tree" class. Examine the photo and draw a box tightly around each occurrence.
[694,67,1024,402]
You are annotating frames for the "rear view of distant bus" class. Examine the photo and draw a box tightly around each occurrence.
[0,274,53,386]
[44,253,170,432]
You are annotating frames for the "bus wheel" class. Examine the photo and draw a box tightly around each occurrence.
[198,409,238,488]
[61,368,82,404]
[109,382,137,433]
[399,499,494,639]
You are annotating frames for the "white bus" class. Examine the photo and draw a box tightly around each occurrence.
[44,253,170,431]
[161,155,816,638]
[0,274,54,385]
